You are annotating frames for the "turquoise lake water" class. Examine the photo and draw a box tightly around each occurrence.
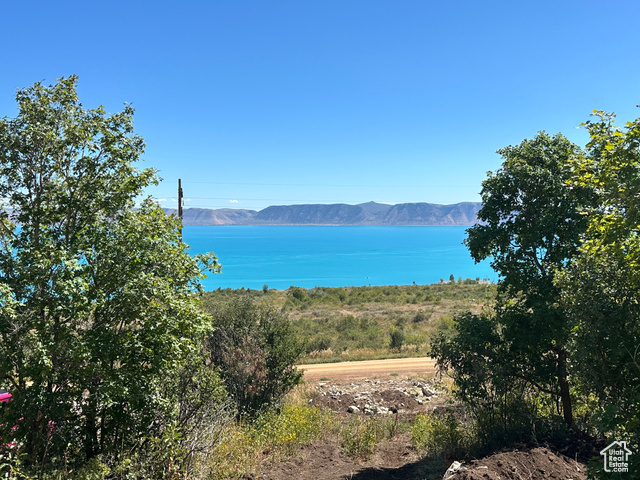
[183,226,497,291]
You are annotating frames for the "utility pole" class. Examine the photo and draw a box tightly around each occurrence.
[178,178,183,242]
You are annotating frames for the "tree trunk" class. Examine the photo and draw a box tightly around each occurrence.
[84,402,99,460]
[557,349,573,426]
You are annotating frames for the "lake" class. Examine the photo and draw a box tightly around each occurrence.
[183,226,496,291]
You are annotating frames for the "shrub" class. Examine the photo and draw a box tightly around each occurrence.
[289,286,307,301]
[207,297,304,418]
[389,328,406,351]
[432,315,457,339]
[306,336,333,353]
[204,399,332,478]
[340,415,403,459]
[413,310,430,323]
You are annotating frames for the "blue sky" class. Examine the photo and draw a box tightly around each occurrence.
[2,1,640,211]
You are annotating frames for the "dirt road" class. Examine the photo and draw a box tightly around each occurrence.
[298,356,437,381]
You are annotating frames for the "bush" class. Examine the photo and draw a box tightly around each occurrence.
[339,415,403,459]
[289,286,307,301]
[207,297,304,417]
[432,315,457,339]
[305,335,333,353]
[389,328,406,351]
[204,399,332,478]
[430,312,571,451]
[412,310,430,323]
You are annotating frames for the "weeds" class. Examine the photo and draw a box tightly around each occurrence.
[252,404,334,457]
[205,402,333,478]
[411,413,470,460]
[339,414,406,460]
[340,417,380,459]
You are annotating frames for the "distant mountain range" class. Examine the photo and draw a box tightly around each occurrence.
[164,202,482,226]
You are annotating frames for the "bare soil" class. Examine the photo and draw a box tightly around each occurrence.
[253,441,588,480]
[299,357,437,381]
[251,434,427,480]
[249,375,591,480]
[444,447,587,480]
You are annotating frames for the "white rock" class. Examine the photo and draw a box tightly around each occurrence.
[443,461,464,479]
[422,386,436,397]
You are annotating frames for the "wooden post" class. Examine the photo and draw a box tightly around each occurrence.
[178,178,183,242]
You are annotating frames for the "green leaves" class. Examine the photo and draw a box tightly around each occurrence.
[440,132,595,431]
[206,296,304,418]
[0,76,219,469]
[436,109,640,461]
[557,111,640,468]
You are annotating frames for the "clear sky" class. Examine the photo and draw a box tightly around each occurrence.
[2,1,640,211]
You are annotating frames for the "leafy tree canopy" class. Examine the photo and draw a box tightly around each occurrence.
[0,76,219,465]
[461,132,595,426]
[434,113,640,474]
[557,111,640,475]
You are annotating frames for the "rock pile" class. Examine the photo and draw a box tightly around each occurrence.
[310,377,442,415]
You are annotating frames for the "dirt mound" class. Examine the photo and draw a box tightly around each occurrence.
[444,447,586,480]
[251,434,423,480]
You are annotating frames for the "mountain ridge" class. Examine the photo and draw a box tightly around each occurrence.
[165,201,481,226]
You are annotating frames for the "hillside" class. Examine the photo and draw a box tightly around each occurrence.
[164,207,256,225]
[166,201,481,226]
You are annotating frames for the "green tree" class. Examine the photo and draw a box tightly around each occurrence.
[0,76,219,466]
[557,111,640,476]
[431,312,550,449]
[461,132,594,426]
[206,296,304,418]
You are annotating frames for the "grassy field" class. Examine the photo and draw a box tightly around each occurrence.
[201,280,496,363]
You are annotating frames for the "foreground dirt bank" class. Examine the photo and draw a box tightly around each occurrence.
[443,447,586,480]
[251,376,589,480]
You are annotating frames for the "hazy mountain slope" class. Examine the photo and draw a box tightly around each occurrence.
[381,202,481,226]
[164,208,256,225]
[357,201,392,215]
[253,203,376,224]
[165,202,481,226]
